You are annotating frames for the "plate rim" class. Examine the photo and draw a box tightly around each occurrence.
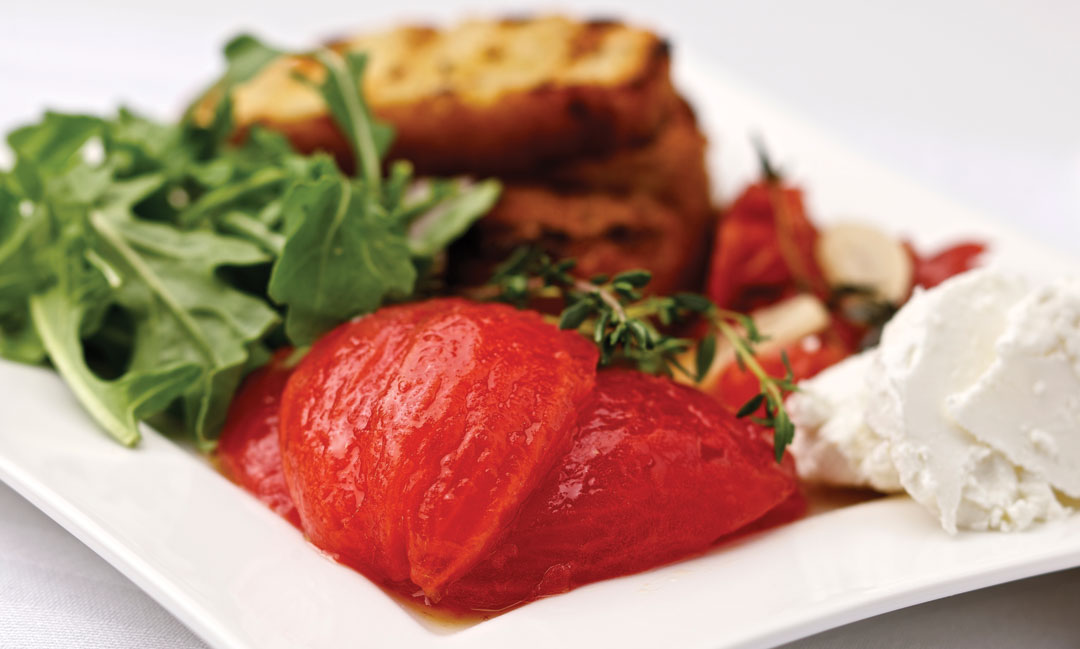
[2,49,1079,649]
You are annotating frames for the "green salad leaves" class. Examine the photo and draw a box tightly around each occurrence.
[0,36,500,448]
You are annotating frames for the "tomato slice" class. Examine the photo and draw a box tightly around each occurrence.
[279,298,599,600]
[442,369,800,610]
[216,348,301,529]
[219,313,807,612]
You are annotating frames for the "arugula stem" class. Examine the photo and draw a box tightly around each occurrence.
[219,211,285,256]
[181,167,287,225]
[314,50,381,196]
[311,178,353,313]
[83,249,122,288]
[89,211,219,365]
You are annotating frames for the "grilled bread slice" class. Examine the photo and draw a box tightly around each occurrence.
[523,98,711,223]
[450,100,715,294]
[202,16,678,175]
[449,185,712,295]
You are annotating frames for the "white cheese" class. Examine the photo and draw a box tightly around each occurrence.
[785,267,1078,533]
[950,449,1066,532]
[948,278,1080,499]
[788,351,902,492]
[866,269,1067,533]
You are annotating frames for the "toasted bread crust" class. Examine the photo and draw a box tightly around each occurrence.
[208,16,678,174]
[449,185,711,295]
[521,99,711,221]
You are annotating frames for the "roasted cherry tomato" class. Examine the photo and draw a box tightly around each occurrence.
[707,179,828,312]
[910,241,986,290]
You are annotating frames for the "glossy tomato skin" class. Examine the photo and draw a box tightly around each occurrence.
[706,181,827,312]
[727,488,807,538]
[279,298,599,600]
[216,348,301,528]
[442,369,800,610]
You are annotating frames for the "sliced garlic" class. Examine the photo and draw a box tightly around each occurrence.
[816,223,913,304]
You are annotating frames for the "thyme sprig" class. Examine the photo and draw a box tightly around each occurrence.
[488,247,798,461]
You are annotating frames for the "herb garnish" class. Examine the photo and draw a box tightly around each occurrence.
[486,248,798,461]
[829,284,899,349]
[0,35,500,447]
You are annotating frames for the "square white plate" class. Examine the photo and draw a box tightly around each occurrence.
[1,54,1078,649]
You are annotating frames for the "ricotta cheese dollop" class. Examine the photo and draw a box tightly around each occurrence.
[948,278,1080,501]
[788,351,902,493]
[788,268,1077,533]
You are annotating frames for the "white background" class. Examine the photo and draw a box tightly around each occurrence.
[2,1,1079,647]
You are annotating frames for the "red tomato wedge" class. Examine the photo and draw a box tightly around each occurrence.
[442,369,800,610]
[279,298,599,600]
[216,348,301,529]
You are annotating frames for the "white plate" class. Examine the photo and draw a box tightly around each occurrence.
[2,54,1079,649]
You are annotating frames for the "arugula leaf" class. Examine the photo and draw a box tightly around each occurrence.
[181,34,285,153]
[222,35,284,86]
[0,187,49,364]
[265,45,406,344]
[265,42,498,344]
[309,50,394,186]
[405,178,501,258]
[0,310,46,365]
[4,122,280,446]
[0,127,119,366]
[29,234,202,446]
[268,175,415,344]
[1,105,301,444]
[7,113,102,176]
[5,113,105,205]
[92,212,280,446]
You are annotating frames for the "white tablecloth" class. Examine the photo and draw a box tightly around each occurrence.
[3,1,1079,647]
[0,484,206,649]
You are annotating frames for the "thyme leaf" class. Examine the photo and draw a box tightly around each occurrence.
[485,247,799,460]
